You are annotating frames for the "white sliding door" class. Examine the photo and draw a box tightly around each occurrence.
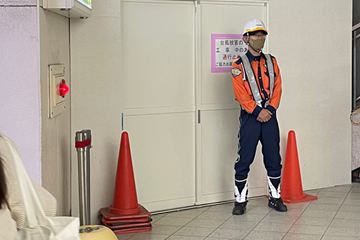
[122,0,268,211]
[196,1,268,204]
[122,0,196,211]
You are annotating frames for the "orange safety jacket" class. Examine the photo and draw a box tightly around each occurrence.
[231,51,282,116]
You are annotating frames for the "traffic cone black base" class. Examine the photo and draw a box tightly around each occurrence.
[99,205,151,221]
[100,215,150,225]
[102,221,152,231]
[112,226,152,234]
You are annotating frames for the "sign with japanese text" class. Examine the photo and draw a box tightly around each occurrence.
[211,34,248,73]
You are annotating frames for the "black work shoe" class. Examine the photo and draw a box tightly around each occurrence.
[268,197,287,212]
[232,201,247,215]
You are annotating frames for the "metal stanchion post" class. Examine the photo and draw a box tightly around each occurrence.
[75,129,92,226]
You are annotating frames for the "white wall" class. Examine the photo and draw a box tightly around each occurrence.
[71,0,352,222]
[39,8,71,216]
[269,0,352,189]
[70,0,122,222]
[0,0,41,184]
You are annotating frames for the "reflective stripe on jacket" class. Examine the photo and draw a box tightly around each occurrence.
[231,51,282,115]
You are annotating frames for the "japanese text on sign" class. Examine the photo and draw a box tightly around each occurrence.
[211,34,247,73]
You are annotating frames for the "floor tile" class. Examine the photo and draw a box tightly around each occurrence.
[196,207,211,212]
[334,211,360,220]
[208,228,251,239]
[303,189,321,196]
[330,218,360,228]
[312,197,344,204]
[244,205,272,215]
[253,222,293,233]
[165,209,204,219]
[267,208,303,217]
[294,216,332,226]
[151,214,166,223]
[300,209,337,218]
[282,233,322,240]
[284,202,310,210]
[243,230,286,240]
[346,192,360,199]
[153,216,193,226]
[260,214,298,224]
[117,233,136,240]
[173,226,215,237]
[338,184,353,188]
[288,224,327,235]
[325,226,360,237]
[248,197,269,206]
[167,236,205,240]
[204,238,229,240]
[319,186,351,193]
[125,184,360,240]
[342,198,360,205]
[196,211,232,221]
[316,191,346,199]
[349,187,360,193]
[322,236,359,240]
[185,218,225,228]
[127,233,169,240]
[306,202,341,211]
[338,204,360,212]
[285,204,308,212]
[219,220,258,230]
[145,225,182,235]
[226,214,265,223]
[206,203,233,213]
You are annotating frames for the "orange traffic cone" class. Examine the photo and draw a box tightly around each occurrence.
[281,130,317,203]
[99,131,152,234]
[108,131,141,215]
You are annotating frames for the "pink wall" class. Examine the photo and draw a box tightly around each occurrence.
[0,3,41,184]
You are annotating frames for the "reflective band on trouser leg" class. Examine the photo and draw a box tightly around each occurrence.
[264,54,275,107]
[241,55,263,108]
[234,179,248,203]
[267,176,281,198]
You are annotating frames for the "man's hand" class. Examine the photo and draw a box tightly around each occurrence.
[256,109,272,122]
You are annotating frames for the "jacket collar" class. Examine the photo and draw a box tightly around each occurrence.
[246,50,264,62]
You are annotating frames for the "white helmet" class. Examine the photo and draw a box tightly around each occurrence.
[243,19,268,36]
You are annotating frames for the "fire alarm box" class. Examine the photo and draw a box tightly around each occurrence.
[40,0,92,19]
[49,64,69,118]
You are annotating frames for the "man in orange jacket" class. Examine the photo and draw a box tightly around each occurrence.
[231,19,287,215]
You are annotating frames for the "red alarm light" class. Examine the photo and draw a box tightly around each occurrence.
[59,79,69,98]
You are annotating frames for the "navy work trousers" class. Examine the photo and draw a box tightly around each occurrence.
[234,109,282,189]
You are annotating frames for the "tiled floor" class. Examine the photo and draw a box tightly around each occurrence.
[116,183,360,240]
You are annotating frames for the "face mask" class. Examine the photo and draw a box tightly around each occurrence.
[250,38,265,52]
